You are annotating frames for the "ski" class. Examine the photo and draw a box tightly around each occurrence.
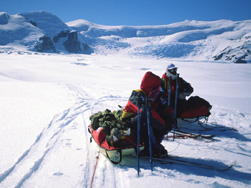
[165,135,214,143]
[164,130,215,142]
[142,155,233,171]
[172,130,215,139]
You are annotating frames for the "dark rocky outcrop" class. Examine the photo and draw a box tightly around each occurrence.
[63,31,81,53]
[234,58,247,64]
[213,40,251,63]
[53,30,70,43]
[33,30,93,53]
[34,36,56,52]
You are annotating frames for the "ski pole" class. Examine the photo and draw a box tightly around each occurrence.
[168,78,172,107]
[137,102,141,176]
[173,74,179,140]
[174,74,179,118]
[146,99,153,171]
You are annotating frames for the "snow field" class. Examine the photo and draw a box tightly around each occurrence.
[0,53,250,187]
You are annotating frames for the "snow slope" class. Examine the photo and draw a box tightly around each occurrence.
[0,12,43,46]
[1,11,251,62]
[0,51,251,188]
[67,19,251,62]
[0,11,91,53]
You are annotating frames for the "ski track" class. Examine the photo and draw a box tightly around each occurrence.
[0,83,119,188]
[67,84,128,188]
[63,84,122,188]
[1,83,251,187]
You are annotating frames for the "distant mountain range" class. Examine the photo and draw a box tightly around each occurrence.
[0,11,251,63]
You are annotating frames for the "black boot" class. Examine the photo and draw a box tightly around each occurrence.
[152,143,168,158]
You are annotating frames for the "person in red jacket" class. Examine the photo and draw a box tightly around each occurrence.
[161,63,212,118]
[121,71,173,157]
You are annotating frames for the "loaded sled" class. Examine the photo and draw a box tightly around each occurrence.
[175,96,212,129]
[88,109,144,164]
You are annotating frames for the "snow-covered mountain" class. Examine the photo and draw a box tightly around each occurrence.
[1,11,251,63]
[0,11,92,54]
[67,19,251,63]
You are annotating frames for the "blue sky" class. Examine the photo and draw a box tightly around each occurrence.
[1,0,251,26]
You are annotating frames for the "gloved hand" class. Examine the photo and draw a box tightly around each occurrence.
[179,82,193,96]
[135,94,145,107]
[178,91,192,99]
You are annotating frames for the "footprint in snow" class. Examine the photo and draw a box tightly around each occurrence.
[53,172,63,176]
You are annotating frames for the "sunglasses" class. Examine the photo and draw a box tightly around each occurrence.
[168,68,177,74]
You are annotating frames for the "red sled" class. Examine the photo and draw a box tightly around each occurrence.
[177,105,211,128]
[88,124,144,164]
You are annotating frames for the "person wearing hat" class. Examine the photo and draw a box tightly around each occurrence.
[121,71,173,157]
[161,64,193,115]
[161,63,212,119]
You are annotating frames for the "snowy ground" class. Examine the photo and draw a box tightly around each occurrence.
[0,50,251,188]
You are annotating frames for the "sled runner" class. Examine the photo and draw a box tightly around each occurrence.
[88,109,144,164]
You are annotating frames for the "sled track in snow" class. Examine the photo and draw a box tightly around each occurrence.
[0,84,111,187]
[0,104,89,187]
[66,84,122,188]
[0,83,130,187]
[67,84,130,188]
[66,84,94,187]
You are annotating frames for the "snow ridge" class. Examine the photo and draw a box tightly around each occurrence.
[1,11,251,62]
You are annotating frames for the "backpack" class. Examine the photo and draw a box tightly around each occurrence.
[177,96,212,128]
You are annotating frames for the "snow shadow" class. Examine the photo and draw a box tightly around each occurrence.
[199,125,251,142]
[73,62,88,66]
[180,123,251,142]
[120,156,251,185]
[163,159,251,185]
